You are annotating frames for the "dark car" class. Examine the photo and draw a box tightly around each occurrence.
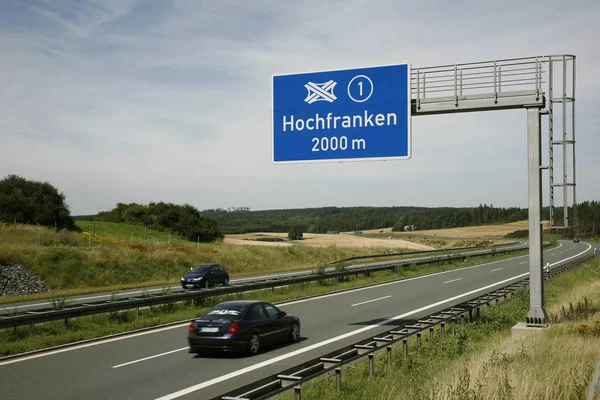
[188,300,301,355]
[181,263,229,289]
[573,237,580,243]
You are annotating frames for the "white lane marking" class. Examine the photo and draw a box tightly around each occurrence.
[280,252,530,307]
[113,347,188,369]
[551,253,556,256]
[0,276,282,311]
[0,243,547,312]
[519,261,527,264]
[443,278,463,284]
[0,290,163,311]
[154,272,531,400]
[0,323,189,367]
[1,242,580,367]
[491,268,503,272]
[351,296,391,307]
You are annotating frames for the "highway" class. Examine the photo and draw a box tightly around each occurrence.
[0,241,593,400]
[0,244,524,315]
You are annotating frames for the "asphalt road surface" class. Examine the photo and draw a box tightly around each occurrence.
[0,241,593,400]
[0,244,525,315]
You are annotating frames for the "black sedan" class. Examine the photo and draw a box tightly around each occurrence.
[188,300,301,355]
[181,263,229,289]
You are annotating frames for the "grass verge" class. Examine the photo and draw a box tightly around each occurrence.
[0,250,532,357]
[277,256,600,400]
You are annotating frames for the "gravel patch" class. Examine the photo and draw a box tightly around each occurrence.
[0,264,51,297]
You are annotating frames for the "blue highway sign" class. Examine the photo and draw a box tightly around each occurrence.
[272,63,411,163]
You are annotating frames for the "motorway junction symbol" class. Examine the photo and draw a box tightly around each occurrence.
[304,80,338,104]
[272,63,411,163]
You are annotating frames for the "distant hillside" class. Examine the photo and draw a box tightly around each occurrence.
[199,205,530,234]
[72,215,95,221]
[74,200,600,238]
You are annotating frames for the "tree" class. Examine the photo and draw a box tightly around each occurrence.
[0,174,76,230]
[288,226,303,240]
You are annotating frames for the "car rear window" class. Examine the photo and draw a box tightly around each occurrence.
[190,265,211,274]
[201,304,248,320]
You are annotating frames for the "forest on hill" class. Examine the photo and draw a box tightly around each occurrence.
[199,202,599,236]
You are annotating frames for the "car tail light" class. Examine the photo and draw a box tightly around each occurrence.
[188,323,195,333]
[226,322,240,334]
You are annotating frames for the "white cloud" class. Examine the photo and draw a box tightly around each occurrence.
[1,0,599,215]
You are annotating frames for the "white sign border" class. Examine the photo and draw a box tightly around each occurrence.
[271,62,412,164]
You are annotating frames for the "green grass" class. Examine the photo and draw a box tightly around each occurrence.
[276,256,600,400]
[1,222,529,303]
[0,250,534,357]
[74,220,192,246]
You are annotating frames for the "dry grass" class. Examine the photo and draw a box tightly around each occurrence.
[430,333,600,400]
[397,221,531,238]
[546,267,600,317]
[224,232,434,251]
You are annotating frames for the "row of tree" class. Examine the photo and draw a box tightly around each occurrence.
[2,175,598,241]
[201,203,600,237]
[95,202,223,242]
[200,204,530,234]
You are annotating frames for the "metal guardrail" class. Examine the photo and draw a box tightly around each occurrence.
[0,244,530,329]
[216,251,598,400]
[327,245,485,264]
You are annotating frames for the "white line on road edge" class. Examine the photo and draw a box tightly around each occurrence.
[491,268,503,272]
[1,275,294,311]
[351,296,391,307]
[113,347,188,369]
[1,242,582,368]
[0,323,189,367]
[443,278,463,284]
[154,244,592,400]
[0,253,524,367]
[154,273,530,400]
[519,261,527,264]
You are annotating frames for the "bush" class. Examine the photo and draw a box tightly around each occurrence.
[288,226,303,240]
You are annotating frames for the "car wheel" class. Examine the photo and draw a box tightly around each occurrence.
[289,323,300,342]
[248,334,260,355]
[223,277,229,286]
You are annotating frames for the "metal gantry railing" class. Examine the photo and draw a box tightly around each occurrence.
[410,55,577,232]
[410,56,547,114]
[216,251,598,400]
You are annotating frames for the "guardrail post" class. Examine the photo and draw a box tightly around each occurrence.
[416,333,421,352]
[441,322,446,337]
[429,327,434,342]
[335,367,342,392]
[496,298,500,309]
[476,307,480,319]
[64,318,68,327]
[294,385,302,400]
[368,354,374,377]
[386,346,392,368]
[403,339,408,359]
[469,309,473,322]
[452,318,456,335]
[136,308,139,318]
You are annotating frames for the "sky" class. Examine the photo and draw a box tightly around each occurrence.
[1,0,599,216]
